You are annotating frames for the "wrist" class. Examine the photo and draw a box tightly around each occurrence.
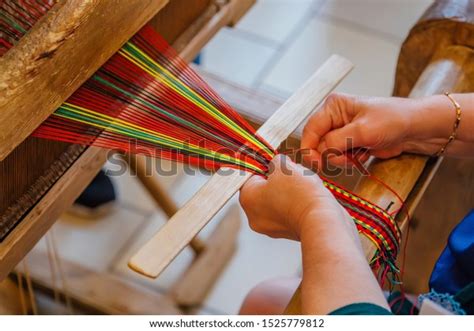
[297,203,343,236]
[300,213,366,273]
[405,95,454,154]
[299,206,361,250]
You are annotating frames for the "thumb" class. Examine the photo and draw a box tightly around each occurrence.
[239,175,266,210]
[320,122,367,151]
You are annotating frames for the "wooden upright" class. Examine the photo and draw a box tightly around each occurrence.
[391,0,474,294]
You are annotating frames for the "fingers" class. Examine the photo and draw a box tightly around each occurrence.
[241,155,296,210]
[301,128,323,170]
[268,154,296,176]
[240,154,329,241]
[239,175,266,211]
[317,122,368,167]
[240,155,311,211]
[320,122,366,151]
[303,93,356,147]
[370,146,404,159]
[301,93,357,169]
[301,98,339,152]
[349,149,371,167]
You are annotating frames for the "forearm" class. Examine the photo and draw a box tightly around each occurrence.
[299,213,389,314]
[407,93,474,157]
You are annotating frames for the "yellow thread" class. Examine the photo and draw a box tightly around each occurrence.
[57,106,262,173]
[119,45,273,156]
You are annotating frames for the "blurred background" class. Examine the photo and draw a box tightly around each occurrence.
[30,0,433,314]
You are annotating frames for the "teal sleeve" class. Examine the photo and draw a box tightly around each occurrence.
[329,303,393,315]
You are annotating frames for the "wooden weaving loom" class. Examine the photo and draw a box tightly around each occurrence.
[0,0,259,314]
[0,0,472,315]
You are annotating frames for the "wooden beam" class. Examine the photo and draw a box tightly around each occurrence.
[393,0,474,98]
[129,55,353,278]
[177,0,234,63]
[20,251,180,315]
[227,0,256,26]
[0,147,107,281]
[397,46,474,293]
[358,44,474,260]
[0,0,169,161]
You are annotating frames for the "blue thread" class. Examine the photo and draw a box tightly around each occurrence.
[419,289,466,315]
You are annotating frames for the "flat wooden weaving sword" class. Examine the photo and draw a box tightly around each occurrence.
[129,55,354,278]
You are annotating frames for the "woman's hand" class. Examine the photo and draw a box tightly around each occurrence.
[239,155,358,243]
[240,155,390,313]
[301,93,457,169]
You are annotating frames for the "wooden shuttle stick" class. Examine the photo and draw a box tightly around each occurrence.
[129,55,353,278]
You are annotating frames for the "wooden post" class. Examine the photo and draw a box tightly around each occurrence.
[0,278,24,314]
[129,55,354,278]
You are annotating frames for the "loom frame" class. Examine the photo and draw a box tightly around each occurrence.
[0,0,257,313]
